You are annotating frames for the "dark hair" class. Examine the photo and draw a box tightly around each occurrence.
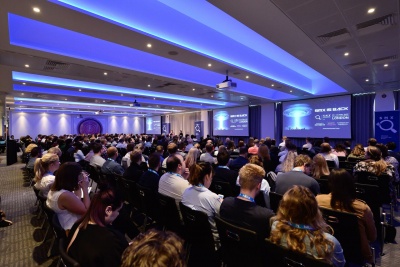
[239,146,247,155]
[78,186,123,228]
[334,143,345,152]
[93,142,102,154]
[217,150,230,166]
[205,143,214,153]
[126,143,135,152]
[320,143,331,153]
[30,146,40,157]
[386,142,396,151]
[368,138,377,146]
[376,143,389,158]
[188,162,213,186]
[148,153,161,170]
[167,143,178,154]
[328,169,356,213]
[51,162,82,191]
[166,155,181,172]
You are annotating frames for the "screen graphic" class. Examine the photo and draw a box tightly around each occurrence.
[213,106,249,136]
[146,116,161,134]
[282,95,351,138]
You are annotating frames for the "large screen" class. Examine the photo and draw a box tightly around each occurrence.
[145,116,161,134]
[213,106,249,136]
[282,95,351,139]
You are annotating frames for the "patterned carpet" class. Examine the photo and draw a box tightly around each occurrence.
[0,158,399,266]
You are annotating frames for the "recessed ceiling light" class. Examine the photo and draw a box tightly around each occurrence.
[365,78,369,82]
[104,72,108,75]
[24,64,29,68]
[271,84,274,87]
[21,93,24,95]
[78,89,82,91]
[179,101,182,103]
[211,95,214,98]
[344,52,349,56]
[147,43,152,48]
[121,93,124,96]
[33,7,40,13]
[290,90,293,93]
[245,76,249,79]
[64,98,67,100]
[22,82,26,85]
[208,63,212,67]
[147,84,150,87]
[103,100,105,102]
[153,97,156,100]
[367,8,375,14]
[384,64,389,67]
[192,88,195,91]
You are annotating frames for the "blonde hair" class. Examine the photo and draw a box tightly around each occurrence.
[48,147,62,157]
[34,153,59,182]
[312,154,330,179]
[365,146,389,176]
[238,163,265,190]
[282,151,296,172]
[270,186,334,262]
[184,147,200,170]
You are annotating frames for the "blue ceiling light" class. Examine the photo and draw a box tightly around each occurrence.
[12,84,214,109]
[8,13,296,101]
[13,97,182,112]
[49,0,346,95]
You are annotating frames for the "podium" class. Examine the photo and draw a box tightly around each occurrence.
[6,140,18,166]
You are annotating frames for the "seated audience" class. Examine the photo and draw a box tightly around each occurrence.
[270,186,345,267]
[121,229,186,267]
[275,150,296,174]
[162,143,188,178]
[158,155,190,207]
[278,142,297,163]
[27,146,41,169]
[184,147,200,170]
[377,143,399,182]
[138,153,162,193]
[200,143,216,164]
[73,142,85,163]
[302,137,312,151]
[353,146,395,178]
[258,144,274,173]
[229,146,249,171]
[67,186,128,267]
[101,147,124,176]
[89,142,106,168]
[182,162,222,247]
[46,162,90,231]
[220,163,274,238]
[123,149,146,182]
[347,144,365,161]
[121,143,135,169]
[319,143,339,168]
[312,154,330,180]
[275,154,320,196]
[332,143,346,157]
[386,142,400,163]
[34,153,60,195]
[213,150,238,190]
[316,169,376,264]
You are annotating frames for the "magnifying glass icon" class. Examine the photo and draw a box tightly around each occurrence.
[376,120,397,133]
[315,115,321,120]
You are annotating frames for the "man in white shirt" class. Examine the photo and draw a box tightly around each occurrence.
[278,136,287,151]
[302,137,312,151]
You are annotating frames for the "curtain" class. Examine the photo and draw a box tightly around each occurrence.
[208,110,213,137]
[394,90,400,110]
[249,105,261,138]
[275,102,283,143]
[169,112,201,136]
[351,93,375,147]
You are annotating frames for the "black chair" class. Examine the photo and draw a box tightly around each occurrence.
[339,161,357,174]
[135,183,158,230]
[264,239,333,267]
[209,181,233,198]
[354,172,392,205]
[319,207,372,265]
[269,191,283,213]
[59,238,80,267]
[337,156,347,162]
[157,193,184,236]
[214,216,266,267]
[326,160,336,169]
[87,164,102,192]
[317,178,330,194]
[43,203,57,257]
[179,203,219,266]
[116,177,138,215]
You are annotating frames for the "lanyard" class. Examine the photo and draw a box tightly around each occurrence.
[148,169,159,177]
[284,221,315,231]
[292,167,303,172]
[218,166,230,170]
[168,172,183,178]
[107,158,115,162]
[238,193,255,203]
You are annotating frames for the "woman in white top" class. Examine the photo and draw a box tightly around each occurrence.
[34,153,60,196]
[182,162,222,248]
[319,143,339,168]
[46,162,90,232]
[73,142,85,163]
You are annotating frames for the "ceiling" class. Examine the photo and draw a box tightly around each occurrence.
[0,0,398,117]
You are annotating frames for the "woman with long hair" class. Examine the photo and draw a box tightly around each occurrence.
[46,162,90,231]
[275,150,296,173]
[347,144,365,161]
[353,146,394,177]
[332,143,346,157]
[270,186,345,267]
[377,143,399,182]
[184,147,200,170]
[182,162,222,248]
[34,153,60,195]
[67,186,128,267]
[312,154,330,179]
[319,143,339,168]
[258,144,273,173]
[316,169,376,263]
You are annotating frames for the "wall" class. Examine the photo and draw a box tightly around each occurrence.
[10,112,145,138]
[375,91,395,112]
[260,103,275,139]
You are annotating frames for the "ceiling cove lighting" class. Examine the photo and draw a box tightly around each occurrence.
[8,14,304,100]
[12,71,228,106]
[49,0,346,96]
[13,97,182,112]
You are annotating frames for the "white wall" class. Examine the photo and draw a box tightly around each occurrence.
[375,91,395,111]
[260,103,275,139]
[10,112,145,138]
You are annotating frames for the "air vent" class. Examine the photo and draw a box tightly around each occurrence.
[383,81,400,89]
[356,14,396,30]
[156,82,177,88]
[344,61,367,69]
[316,28,349,45]
[372,55,398,64]
[43,60,70,72]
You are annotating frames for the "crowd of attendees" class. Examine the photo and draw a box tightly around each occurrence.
[15,132,400,266]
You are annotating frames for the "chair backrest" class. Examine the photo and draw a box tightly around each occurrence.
[116,177,137,208]
[52,214,67,240]
[157,193,183,235]
[209,181,233,198]
[136,183,158,219]
[319,207,364,264]
[269,192,283,213]
[264,239,333,267]
[326,160,336,169]
[88,164,101,184]
[338,161,356,174]
[214,216,265,267]
[59,238,81,267]
[317,178,330,194]
[354,183,381,221]
[179,202,215,254]
[337,156,347,162]
[354,171,392,204]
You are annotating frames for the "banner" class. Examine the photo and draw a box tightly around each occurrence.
[375,111,400,151]
[194,121,204,141]
[161,123,170,135]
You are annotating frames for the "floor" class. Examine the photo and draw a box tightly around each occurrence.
[0,156,399,266]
